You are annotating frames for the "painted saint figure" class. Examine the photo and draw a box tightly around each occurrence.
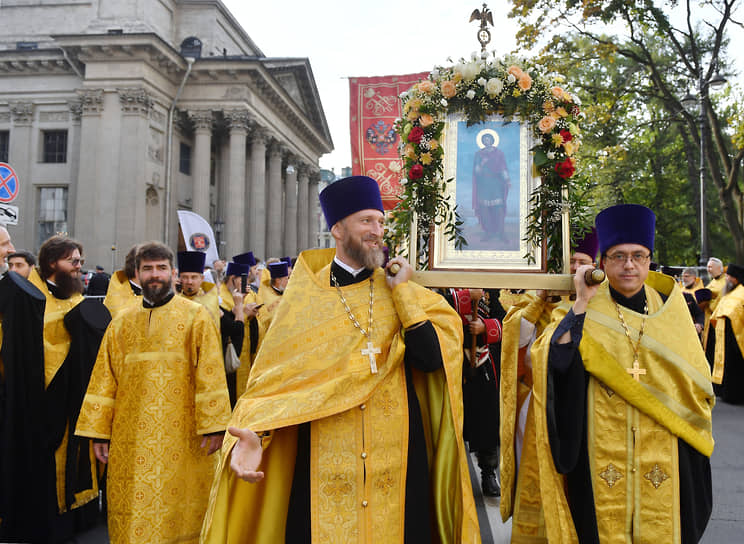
[472,130,510,238]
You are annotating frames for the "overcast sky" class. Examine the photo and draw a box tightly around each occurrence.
[222,0,742,174]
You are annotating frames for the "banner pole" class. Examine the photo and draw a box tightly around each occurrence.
[409,211,418,270]
[561,187,571,274]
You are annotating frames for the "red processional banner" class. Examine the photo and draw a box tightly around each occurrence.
[349,72,428,210]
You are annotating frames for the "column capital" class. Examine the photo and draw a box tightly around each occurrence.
[268,138,285,158]
[9,101,34,125]
[68,99,83,122]
[251,126,270,145]
[77,88,105,115]
[297,163,312,178]
[189,109,214,131]
[117,87,153,116]
[224,109,251,132]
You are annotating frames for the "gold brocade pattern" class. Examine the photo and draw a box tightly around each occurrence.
[256,282,283,347]
[234,289,259,398]
[711,283,744,384]
[103,270,141,319]
[598,463,623,488]
[201,248,480,544]
[75,296,231,544]
[644,463,670,489]
[27,269,96,512]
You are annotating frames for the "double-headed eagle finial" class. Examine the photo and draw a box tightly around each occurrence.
[469,3,494,54]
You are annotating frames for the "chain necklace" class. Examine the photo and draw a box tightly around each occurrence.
[614,297,648,382]
[331,270,380,374]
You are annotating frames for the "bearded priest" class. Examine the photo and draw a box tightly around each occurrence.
[76,242,231,544]
[531,204,714,543]
[201,175,480,544]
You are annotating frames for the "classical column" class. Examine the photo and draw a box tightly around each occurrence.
[189,110,213,219]
[248,128,268,258]
[308,173,320,249]
[224,110,250,258]
[283,161,298,256]
[7,102,34,250]
[266,140,284,258]
[296,165,309,251]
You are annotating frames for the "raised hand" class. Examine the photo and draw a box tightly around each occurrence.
[228,426,265,483]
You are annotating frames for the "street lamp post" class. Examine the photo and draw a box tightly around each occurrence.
[681,66,726,266]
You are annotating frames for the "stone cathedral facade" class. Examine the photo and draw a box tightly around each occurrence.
[0,0,333,268]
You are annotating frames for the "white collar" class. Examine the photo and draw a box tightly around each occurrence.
[333,256,366,277]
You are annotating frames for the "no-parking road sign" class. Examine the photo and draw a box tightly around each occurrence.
[0,163,19,203]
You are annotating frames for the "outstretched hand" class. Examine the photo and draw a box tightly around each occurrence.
[228,426,265,483]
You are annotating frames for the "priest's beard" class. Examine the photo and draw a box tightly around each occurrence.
[52,269,84,299]
[342,232,385,270]
[143,278,172,304]
[723,279,737,295]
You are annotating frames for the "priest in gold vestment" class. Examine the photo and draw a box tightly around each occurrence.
[76,242,231,544]
[531,205,714,543]
[103,244,142,319]
[178,250,221,327]
[255,260,290,344]
[709,263,744,404]
[201,176,480,544]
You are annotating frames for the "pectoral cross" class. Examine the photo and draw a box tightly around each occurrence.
[626,359,647,381]
[361,341,381,374]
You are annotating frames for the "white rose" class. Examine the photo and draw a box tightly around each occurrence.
[507,73,516,84]
[466,89,476,100]
[440,98,448,107]
[478,77,487,87]
[485,78,503,97]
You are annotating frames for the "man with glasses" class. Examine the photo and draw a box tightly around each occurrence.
[1,236,110,542]
[529,205,714,543]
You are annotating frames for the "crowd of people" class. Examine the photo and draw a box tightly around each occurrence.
[0,176,739,543]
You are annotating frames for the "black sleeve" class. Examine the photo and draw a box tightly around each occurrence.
[404,321,443,372]
[248,318,259,354]
[546,310,588,473]
[678,439,712,543]
[220,311,245,356]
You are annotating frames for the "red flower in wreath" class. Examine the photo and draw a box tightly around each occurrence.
[409,164,424,179]
[555,157,575,179]
[559,129,573,142]
[408,126,425,144]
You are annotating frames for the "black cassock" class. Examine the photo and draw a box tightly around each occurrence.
[705,318,744,404]
[0,272,110,543]
[547,287,712,544]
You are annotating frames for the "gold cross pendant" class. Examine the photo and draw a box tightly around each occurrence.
[361,341,381,374]
[626,359,647,382]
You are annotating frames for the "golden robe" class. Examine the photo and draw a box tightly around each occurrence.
[234,288,259,398]
[27,268,98,512]
[499,293,558,543]
[75,295,231,544]
[201,248,480,544]
[531,272,714,544]
[103,269,141,319]
[710,282,744,384]
[256,280,283,346]
[703,275,727,350]
[181,281,221,328]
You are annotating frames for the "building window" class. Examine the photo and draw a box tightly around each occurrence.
[38,187,68,247]
[42,130,67,163]
[0,131,8,163]
[179,142,191,175]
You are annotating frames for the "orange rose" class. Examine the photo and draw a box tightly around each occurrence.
[538,116,557,133]
[441,80,457,98]
[419,113,434,127]
[507,65,524,79]
[418,80,435,93]
[551,86,565,100]
[409,98,422,110]
[518,73,532,91]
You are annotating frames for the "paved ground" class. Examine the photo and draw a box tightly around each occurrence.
[69,401,741,543]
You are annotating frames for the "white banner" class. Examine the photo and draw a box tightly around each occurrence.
[177,210,220,266]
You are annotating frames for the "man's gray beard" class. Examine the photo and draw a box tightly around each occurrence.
[53,269,84,299]
[143,279,172,303]
[343,234,384,269]
[724,279,736,295]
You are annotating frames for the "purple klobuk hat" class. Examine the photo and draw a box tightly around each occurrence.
[226,262,250,277]
[573,227,599,260]
[177,251,206,274]
[233,252,257,267]
[319,176,384,229]
[595,204,655,255]
[268,261,289,279]
[280,257,292,267]
[726,263,744,284]
[695,288,712,303]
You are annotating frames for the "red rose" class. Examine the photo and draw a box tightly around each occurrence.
[409,164,424,180]
[408,126,425,144]
[560,129,573,142]
[555,157,575,179]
